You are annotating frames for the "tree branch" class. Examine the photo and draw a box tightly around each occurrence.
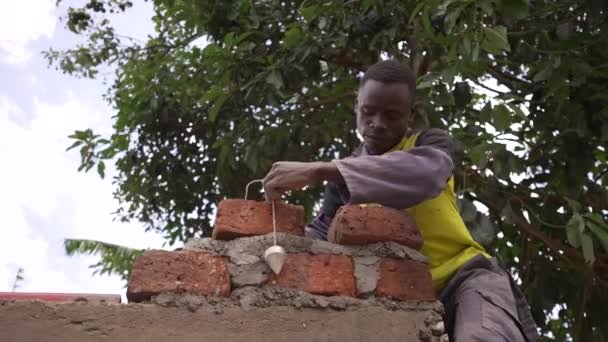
[471,192,577,264]
[487,66,532,91]
[460,169,608,288]
[473,80,507,95]
[593,167,608,183]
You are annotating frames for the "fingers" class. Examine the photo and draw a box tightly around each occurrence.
[263,182,288,201]
[263,171,281,201]
[263,179,286,201]
[262,161,297,201]
[264,187,287,201]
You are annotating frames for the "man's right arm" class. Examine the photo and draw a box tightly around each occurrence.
[304,181,346,240]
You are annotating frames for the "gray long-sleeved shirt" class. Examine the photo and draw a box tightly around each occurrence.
[305,128,455,240]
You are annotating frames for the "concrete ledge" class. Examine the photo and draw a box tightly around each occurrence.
[0,298,446,342]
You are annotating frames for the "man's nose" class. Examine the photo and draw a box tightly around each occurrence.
[370,114,387,130]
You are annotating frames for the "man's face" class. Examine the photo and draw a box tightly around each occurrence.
[356,80,412,155]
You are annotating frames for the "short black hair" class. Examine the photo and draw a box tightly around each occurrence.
[359,60,416,100]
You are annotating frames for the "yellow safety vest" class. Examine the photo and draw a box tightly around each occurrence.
[388,133,490,290]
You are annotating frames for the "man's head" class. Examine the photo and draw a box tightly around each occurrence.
[356,60,416,155]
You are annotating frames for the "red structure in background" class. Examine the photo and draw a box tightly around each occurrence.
[0,292,121,303]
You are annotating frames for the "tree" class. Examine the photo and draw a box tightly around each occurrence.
[11,268,24,292]
[48,0,608,340]
[64,239,143,282]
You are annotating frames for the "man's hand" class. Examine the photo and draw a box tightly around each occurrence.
[262,161,343,201]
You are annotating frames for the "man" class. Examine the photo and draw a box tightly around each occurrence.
[262,60,539,341]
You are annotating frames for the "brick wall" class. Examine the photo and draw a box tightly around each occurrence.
[124,200,447,342]
[127,234,435,302]
[128,201,435,302]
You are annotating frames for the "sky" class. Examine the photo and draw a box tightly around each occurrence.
[0,0,168,298]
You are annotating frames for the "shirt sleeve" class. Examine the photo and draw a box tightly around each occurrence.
[304,181,345,240]
[332,129,455,209]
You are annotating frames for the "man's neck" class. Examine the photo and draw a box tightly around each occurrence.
[358,129,414,157]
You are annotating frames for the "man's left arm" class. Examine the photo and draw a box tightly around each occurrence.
[333,128,454,209]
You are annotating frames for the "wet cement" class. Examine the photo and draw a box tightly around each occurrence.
[185,233,428,292]
[184,233,428,264]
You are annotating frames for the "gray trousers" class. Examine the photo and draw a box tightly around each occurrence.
[439,255,540,342]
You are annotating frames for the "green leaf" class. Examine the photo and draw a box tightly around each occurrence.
[408,2,425,24]
[584,213,608,253]
[66,140,83,151]
[444,6,464,34]
[493,104,512,131]
[235,32,254,45]
[300,5,319,22]
[480,102,493,123]
[266,70,283,89]
[284,27,303,49]
[209,92,229,123]
[471,41,480,61]
[566,213,584,248]
[508,103,527,119]
[587,221,608,253]
[361,0,375,12]
[493,157,505,179]
[453,82,472,107]
[203,43,224,59]
[498,0,529,20]
[533,66,552,82]
[565,198,582,212]
[421,4,433,36]
[417,72,440,89]
[470,142,490,168]
[461,36,471,57]
[201,85,222,103]
[318,17,327,30]
[115,134,128,150]
[224,32,236,47]
[64,238,143,281]
[97,161,106,179]
[211,137,226,149]
[581,232,595,264]
[501,202,517,224]
[441,67,458,85]
[479,0,494,15]
[481,26,511,54]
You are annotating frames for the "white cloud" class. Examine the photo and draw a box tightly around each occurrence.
[0,94,166,295]
[0,0,56,64]
[0,0,165,298]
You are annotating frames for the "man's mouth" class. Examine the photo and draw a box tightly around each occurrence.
[364,134,385,143]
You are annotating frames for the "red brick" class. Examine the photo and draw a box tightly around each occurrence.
[328,205,423,250]
[376,258,435,301]
[127,250,230,302]
[268,253,355,297]
[212,199,305,240]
